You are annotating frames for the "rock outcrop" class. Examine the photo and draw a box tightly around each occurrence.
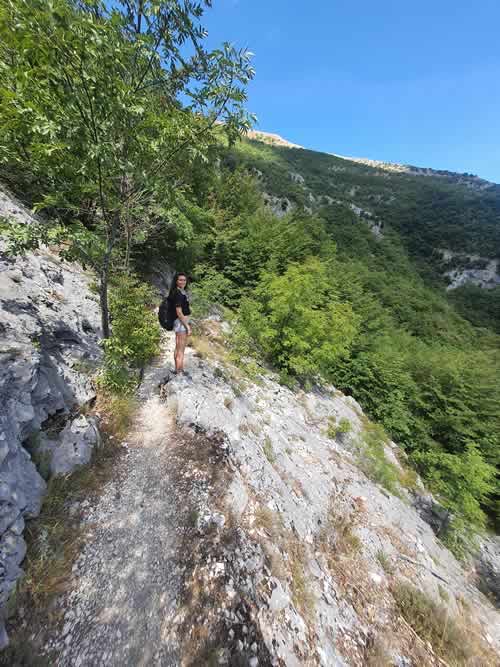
[0,187,102,646]
[438,249,500,290]
[160,322,500,665]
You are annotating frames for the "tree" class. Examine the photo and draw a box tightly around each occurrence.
[0,0,255,336]
[239,257,359,382]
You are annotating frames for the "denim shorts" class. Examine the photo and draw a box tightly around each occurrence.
[173,318,188,334]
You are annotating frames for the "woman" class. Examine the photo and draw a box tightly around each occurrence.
[168,272,192,376]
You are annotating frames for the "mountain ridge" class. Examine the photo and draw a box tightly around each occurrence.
[247,128,499,190]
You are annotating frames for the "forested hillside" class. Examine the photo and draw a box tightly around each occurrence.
[0,0,498,564]
[138,135,500,546]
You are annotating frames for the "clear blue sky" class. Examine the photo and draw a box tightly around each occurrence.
[202,0,500,183]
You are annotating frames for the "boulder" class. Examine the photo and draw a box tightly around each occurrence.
[38,415,101,476]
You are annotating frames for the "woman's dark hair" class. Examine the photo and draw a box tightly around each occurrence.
[168,272,188,298]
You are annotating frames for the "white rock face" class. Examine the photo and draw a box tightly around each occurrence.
[261,192,294,218]
[0,187,102,645]
[438,249,500,290]
[164,331,500,664]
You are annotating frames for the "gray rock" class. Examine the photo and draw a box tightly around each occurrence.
[226,475,248,519]
[412,492,451,536]
[0,186,102,644]
[39,415,101,476]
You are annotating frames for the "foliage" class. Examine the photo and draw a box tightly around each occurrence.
[327,416,352,439]
[238,257,358,383]
[189,264,238,318]
[411,444,495,528]
[0,0,254,335]
[357,421,401,496]
[96,275,161,393]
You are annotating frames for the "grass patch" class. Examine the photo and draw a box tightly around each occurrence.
[262,436,276,464]
[438,584,449,603]
[288,539,315,620]
[392,581,494,666]
[19,434,122,611]
[357,421,401,496]
[376,550,395,575]
[95,392,137,441]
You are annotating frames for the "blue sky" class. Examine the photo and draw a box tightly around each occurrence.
[202,0,500,182]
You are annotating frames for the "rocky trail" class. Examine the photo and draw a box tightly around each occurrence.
[28,335,270,666]
[2,318,500,666]
[40,342,185,665]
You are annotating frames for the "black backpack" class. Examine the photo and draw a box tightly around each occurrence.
[158,296,175,331]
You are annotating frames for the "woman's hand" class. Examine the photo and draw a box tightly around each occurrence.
[187,324,192,336]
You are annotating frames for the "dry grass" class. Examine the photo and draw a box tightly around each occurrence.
[287,539,316,621]
[95,391,137,440]
[391,581,498,666]
[323,493,363,557]
[262,436,276,464]
[376,550,395,576]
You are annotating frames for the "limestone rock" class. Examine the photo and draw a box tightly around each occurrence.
[0,186,102,645]
[38,415,101,476]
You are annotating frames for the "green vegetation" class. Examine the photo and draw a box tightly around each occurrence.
[0,0,498,555]
[0,0,254,337]
[357,422,401,496]
[96,275,161,393]
[376,550,394,575]
[327,416,352,439]
[263,436,276,464]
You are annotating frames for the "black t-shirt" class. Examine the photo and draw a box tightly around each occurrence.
[171,288,190,316]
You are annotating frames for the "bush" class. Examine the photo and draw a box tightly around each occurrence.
[358,421,401,495]
[239,257,359,383]
[189,264,238,317]
[97,275,161,393]
[327,416,352,439]
[411,443,495,541]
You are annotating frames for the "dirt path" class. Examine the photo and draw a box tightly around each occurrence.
[43,340,192,666]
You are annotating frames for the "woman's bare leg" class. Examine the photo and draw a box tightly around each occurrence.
[175,333,187,372]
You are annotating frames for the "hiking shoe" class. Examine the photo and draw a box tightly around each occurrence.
[181,370,192,381]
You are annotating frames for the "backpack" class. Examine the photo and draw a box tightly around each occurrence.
[158,296,175,331]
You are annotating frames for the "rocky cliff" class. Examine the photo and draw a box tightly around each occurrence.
[157,321,500,665]
[0,188,102,647]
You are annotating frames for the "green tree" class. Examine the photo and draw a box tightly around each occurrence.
[0,0,254,336]
[239,257,359,382]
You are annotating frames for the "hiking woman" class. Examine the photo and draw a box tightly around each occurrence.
[169,272,191,376]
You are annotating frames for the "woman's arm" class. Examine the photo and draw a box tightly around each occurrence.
[176,306,192,334]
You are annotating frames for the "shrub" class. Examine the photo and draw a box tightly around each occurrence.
[411,443,495,530]
[239,257,359,383]
[357,421,401,496]
[327,416,351,439]
[97,275,161,393]
[190,264,238,317]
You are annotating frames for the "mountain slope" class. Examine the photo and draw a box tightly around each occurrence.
[236,132,500,312]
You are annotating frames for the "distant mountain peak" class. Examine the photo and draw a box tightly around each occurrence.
[246,129,303,149]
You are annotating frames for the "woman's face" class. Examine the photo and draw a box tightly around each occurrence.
[177,274,187,289]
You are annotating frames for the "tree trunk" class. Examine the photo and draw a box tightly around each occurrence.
[99,267,110,339]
